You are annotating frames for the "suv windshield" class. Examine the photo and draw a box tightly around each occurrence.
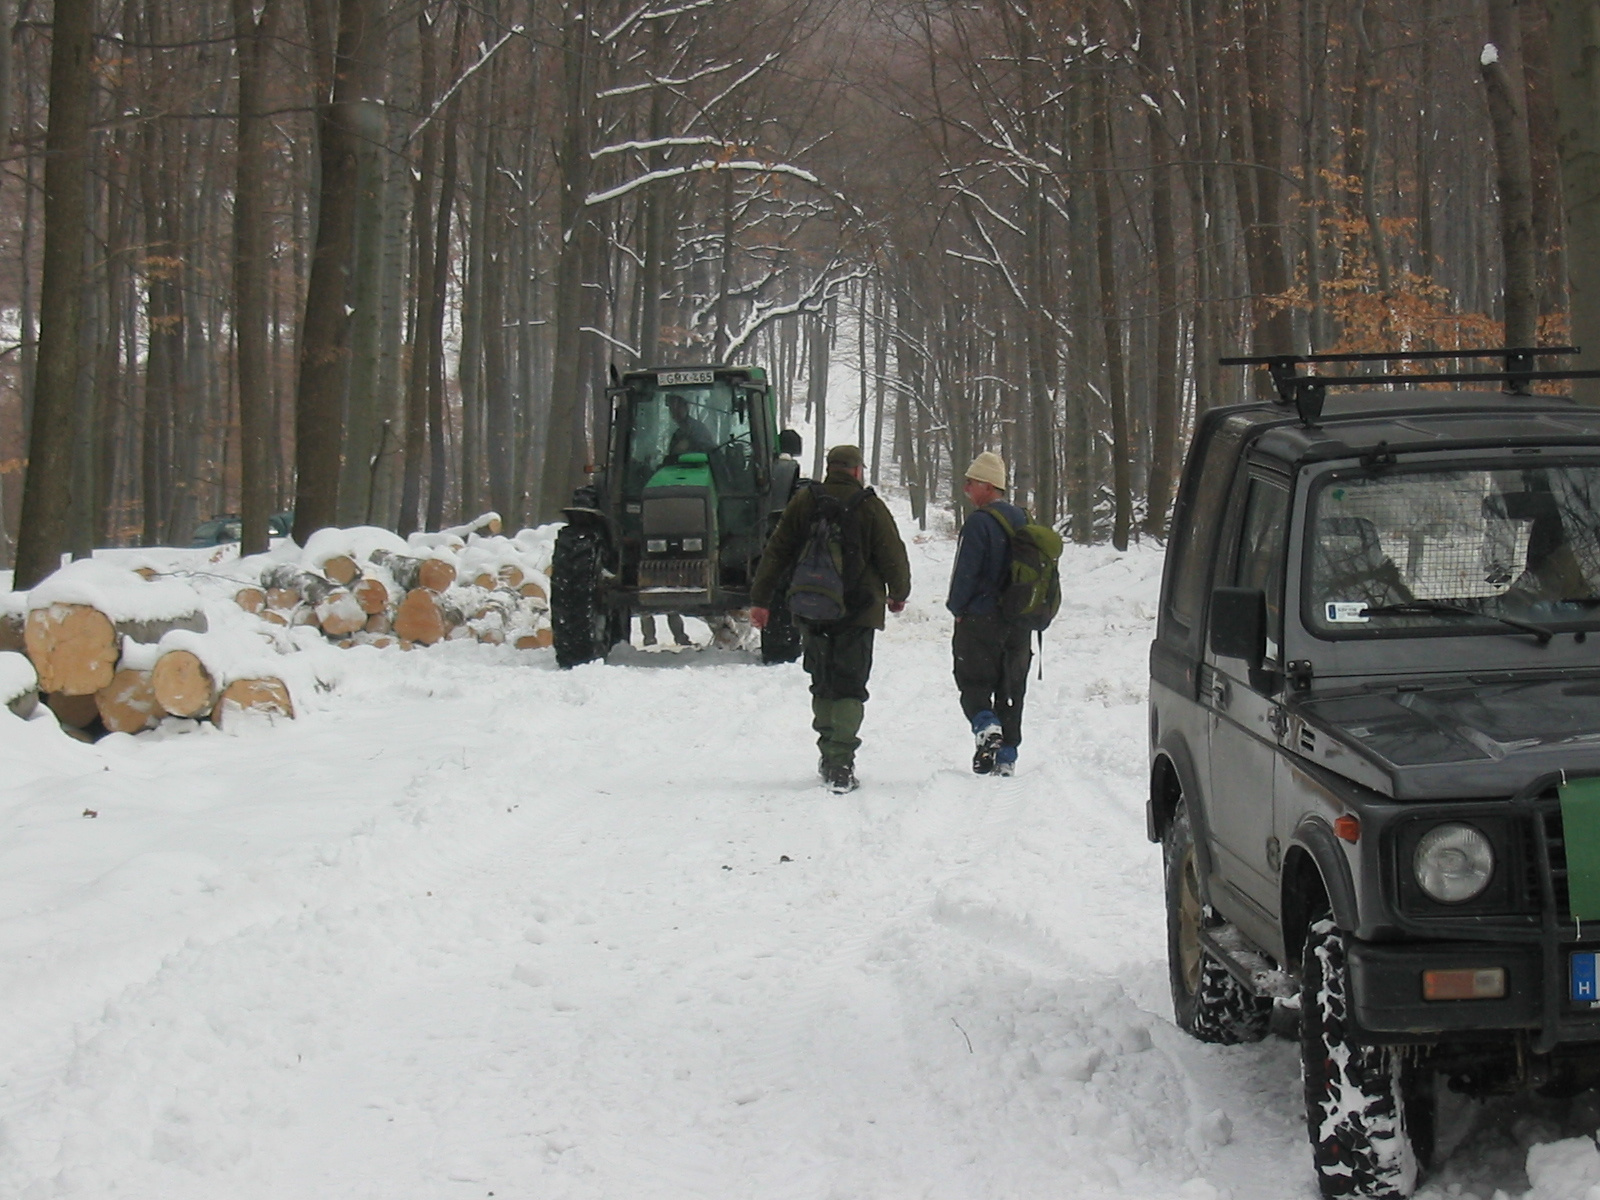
[1308,463,1600,637]
[622,376,755,497]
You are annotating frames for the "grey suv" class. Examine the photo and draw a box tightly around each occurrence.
[1149,349,1600,1198]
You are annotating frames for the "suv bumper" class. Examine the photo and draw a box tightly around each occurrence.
[1349,939,1600,1046]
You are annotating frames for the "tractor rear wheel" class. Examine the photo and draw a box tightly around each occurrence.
[552,526,614,668]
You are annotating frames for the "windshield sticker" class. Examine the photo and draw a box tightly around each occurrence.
[1326,601,1371,623]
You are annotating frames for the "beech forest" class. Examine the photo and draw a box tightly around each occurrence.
[4,0,1600,585]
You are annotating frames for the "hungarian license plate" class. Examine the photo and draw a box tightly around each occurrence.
[657,369,713,386]
[1571,951,1600,1002]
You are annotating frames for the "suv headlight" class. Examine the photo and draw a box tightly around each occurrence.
[1413,823,1495,903]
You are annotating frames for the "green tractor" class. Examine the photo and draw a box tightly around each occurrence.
[550,363,806,668]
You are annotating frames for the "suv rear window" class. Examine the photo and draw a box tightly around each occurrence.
[1307,463,1600,637]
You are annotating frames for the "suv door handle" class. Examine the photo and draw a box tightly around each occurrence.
[1267,707,1287,737]
[1211,678,1230,707]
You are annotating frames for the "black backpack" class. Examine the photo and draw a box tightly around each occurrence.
[785,483,874,626]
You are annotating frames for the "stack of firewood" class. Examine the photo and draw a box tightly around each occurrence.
[233,524,552,650]
[3,565,295,738]
[2,515,556,740]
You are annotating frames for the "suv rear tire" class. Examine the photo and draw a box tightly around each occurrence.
[1164,798,1273,1044]
[1301,912,1433,1198]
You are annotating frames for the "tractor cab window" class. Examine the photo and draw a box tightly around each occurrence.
[624,377,756,496]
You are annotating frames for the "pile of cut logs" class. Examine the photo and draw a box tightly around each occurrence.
[1,517,554,740]
[1,591,290,738]
[236,542,551,651]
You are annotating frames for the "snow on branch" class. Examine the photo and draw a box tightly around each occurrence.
[601,0,718,45]
[585,159,821,207]
[598,60,736,99]
[406,26,523,145]
[581,327,641,357]
[698,53,781,119]
[724,264,869,360]
[591,135,723,160]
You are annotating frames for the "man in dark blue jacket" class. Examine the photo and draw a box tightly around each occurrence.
[947,452,1031,776]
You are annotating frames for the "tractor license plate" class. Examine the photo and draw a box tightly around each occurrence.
[658,369,713,386]
[1571,951,1600,1002]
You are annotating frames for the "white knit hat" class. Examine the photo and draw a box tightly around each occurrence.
[965,451,1007,490]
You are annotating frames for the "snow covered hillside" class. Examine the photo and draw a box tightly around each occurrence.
[2,503,1598,1199]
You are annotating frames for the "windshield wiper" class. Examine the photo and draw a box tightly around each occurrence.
[1361,600,1553,645]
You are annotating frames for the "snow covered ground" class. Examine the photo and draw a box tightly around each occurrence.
[2,501,1600,1199]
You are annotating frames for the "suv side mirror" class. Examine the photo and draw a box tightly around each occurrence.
[1209,587,1267,667]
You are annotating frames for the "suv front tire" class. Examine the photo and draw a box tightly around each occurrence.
[1301,912,1434,1198]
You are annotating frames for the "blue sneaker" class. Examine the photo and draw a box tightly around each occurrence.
[972,711,1002,774]
[994,745,1017,777]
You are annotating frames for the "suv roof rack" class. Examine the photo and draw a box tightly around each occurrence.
[1218,346,1600,424]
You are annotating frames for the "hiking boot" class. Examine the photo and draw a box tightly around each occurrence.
[994,746,1017,777]
[972,711,1003,775]
[823,762,859,794]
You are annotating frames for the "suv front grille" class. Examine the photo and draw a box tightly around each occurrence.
[1540,805,1573,916]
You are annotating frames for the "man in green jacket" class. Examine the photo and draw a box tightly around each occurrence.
[749,445,911,793]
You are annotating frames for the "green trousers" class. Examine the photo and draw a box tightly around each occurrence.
[803,625,875,767]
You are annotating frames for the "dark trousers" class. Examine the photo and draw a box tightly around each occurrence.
[952,612,1032,747]
[802,624,875,766]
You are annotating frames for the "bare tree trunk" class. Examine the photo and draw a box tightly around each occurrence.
[1521,1,1567,319]
[1093,65,1131,551]
[456,109,489,519]
[537,1,593,520]
[870,281,887,485]
[14,0,92,587]
[234,0,278,554]
[337,18,389,528]
[293,0,379,544]
[1352,0,1394,298]
[425,92,460,532]
[716,167,734,360]
[1483,0,1538,349]
[807,301,830,477]
[1548,0,1600,401]
[1241,0,1294,364]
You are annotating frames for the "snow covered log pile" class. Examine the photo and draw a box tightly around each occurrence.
[2,558,297,739]
[242,518,553,650]
[1,514,556,740]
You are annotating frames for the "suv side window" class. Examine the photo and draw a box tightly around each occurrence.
[1165,418,1251,633]
[1232,476,1291,662]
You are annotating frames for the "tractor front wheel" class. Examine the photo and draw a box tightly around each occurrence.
[552,526,614,669]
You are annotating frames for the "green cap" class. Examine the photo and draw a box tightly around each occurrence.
[826,444,864,469]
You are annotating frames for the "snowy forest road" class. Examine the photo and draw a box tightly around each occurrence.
[0,522,1572,1199]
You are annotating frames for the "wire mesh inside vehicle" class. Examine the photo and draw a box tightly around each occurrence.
[1309,465,1600,633]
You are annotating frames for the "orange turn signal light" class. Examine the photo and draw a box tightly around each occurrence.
[1422,968,1506,1001]
[1334,815,1361,843]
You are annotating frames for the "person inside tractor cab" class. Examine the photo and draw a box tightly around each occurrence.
[664,392,716,462]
